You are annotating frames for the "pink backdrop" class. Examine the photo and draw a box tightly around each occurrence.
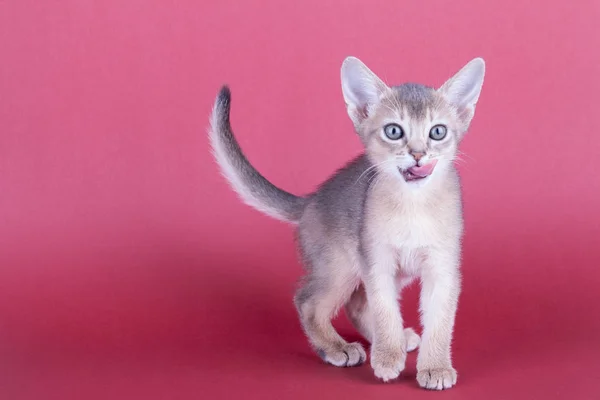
[1,1,599,399]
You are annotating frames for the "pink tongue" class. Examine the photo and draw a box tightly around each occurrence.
[408,160,437,177]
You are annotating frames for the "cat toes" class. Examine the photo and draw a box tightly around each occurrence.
[317,342,366,367]
[371,345,406,382]
[404,327,421,352]
[417,367,458,390]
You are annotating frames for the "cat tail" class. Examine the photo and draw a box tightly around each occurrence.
[209,86,307,224]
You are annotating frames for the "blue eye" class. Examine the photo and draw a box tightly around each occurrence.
[384,124,404,140]
[429,125,447,140]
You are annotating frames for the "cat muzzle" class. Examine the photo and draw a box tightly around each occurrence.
[400,160,438,182]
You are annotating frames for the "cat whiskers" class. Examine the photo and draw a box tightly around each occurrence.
[366,155,406,190]
[368,172,386,193]
[456,149,475,164]
[354,158,397,185]
[439,154,471,172]
[380,101,400,117]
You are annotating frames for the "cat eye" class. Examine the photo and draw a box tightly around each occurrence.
[384,124,404,140]
[429,125,447,141]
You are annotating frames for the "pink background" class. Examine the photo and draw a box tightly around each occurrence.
[1,1,599,399]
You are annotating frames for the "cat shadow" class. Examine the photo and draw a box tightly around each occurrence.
[175,242,597,383]
[175,250,312,368]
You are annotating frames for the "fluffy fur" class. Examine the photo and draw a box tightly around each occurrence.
[209,56,485,390]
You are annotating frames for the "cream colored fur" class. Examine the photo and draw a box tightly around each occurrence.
[209,56,485,390]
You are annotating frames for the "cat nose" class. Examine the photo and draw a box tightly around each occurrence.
[410,151,425,162]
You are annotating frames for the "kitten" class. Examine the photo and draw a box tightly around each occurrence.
[209,56,485,390]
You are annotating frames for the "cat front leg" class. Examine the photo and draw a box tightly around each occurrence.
[363,247,407,382]
[416,247,461,390]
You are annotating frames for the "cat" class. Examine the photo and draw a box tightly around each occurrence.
[208,56,485,390]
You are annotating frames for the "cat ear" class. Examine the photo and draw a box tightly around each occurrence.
[438,58,485,130]
[341,57,390,126]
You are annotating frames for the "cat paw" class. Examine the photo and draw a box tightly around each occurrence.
[417,367,457,390]
[317,342,366,367]
[404,327,421,352]
[371,346,406,382]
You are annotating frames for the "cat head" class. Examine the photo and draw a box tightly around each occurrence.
[341,56,485,189]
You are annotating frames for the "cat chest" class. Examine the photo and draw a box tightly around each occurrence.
[387,212,442,275]
[386,209,444,249]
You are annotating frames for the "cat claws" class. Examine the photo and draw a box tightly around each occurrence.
[318,342,366,367]
[417,367,457,390]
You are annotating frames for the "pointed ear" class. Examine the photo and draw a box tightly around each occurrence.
[439,58,485,131]
[341,57,390,126]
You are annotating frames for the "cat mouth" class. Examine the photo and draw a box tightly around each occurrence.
[399,160,437,182]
